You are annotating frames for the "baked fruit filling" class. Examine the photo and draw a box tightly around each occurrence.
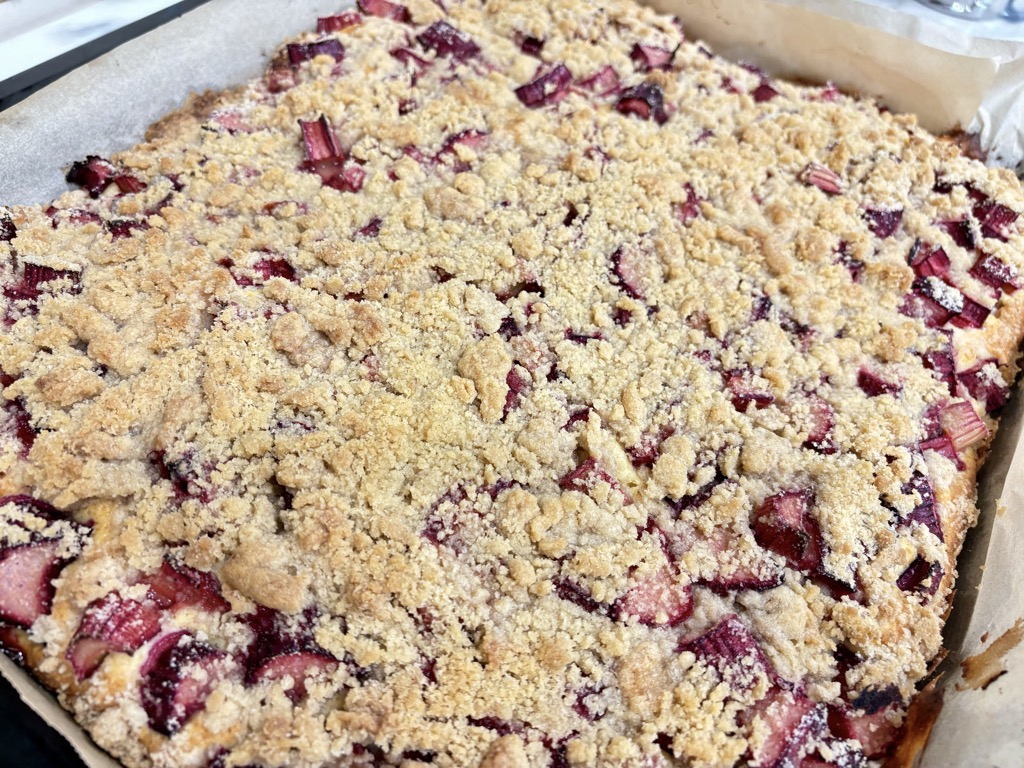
[1,0,1023,766]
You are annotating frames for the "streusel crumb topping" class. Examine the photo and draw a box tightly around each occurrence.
[1,1,1023,766]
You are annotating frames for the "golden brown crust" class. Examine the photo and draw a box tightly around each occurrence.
[1,1,1023,767]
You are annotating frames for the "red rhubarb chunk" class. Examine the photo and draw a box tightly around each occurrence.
[856,368,901,398]
[517,33,545,56]
[107,219,148,240]
[897,557,942,596]
[65,156,118,198]
[970,253,1020,293]
[610,246,645,300]
[630,43,674,71]
[726,370,774,411]
[502,366,530,419]
[613,567,693,627]
[66,593,162,680]
[921,343,956,395]
[577,65,620,96]
[750,691,828,768]
[940,401,989,450]
[863,207,903,238]
[242,605,338,700]
[615,83,668,124]
[3,396,36,457]
[973,198,1018,241]
[803,395,837,454]
[677,614,774,691]
[673,183,701,224]
[515,63,573,108]
[0,541,62,627]
[751,81,780,103]
[920,434,960,469]
[831,707,900,759]
[141,631,231,735]
[958,360,1009,414]
[299,115,343,162]
[391,46,431,71]
[139,560,230,613]
[317,11,363,32]
[417,21,480,61]
[287,39,345,66]
[949,294,990,329]
[251,651,338,702]
[357,0,411,22]
[908,242,950,279]
[752,489,821,572]
[937,218,975,250]
[698,529,784,594]
[799,163,843,195]
[553,577,606,615]
[559,457,629,502]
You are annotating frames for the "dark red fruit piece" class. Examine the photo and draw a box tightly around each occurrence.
[751,81,780,102]
[559,457,628,502]
[65,156,117,198]
[627,426,673,468]
[287,39,345,66]
[920,434,960,468]
[417,21,480,61]
[516,33,544,56]
[573,684,604,722]
[564,328,604,344]
[66,593,162,680]
[299,115,343,162]
[421,486,469,553]
[467,716,527,736]
[139,559,230,613]
[141,631,231,735]
[148,450,215,505]
[358,0,411,22]
[0,210,15,242]
[677,614,773,690]
[577,65,620,96]
[242,605,338,701]
[818,82,841,101]
[515,63,572,108]
[563,406,591,430]
[908,242,950,279]
[970,253,1020,293]
[0,540,62,627]
[669,469,725,513]
[245,257,297,286]
[390,47,430,72]
[835,242,863,282]
[4,263,82,311]
[674,183,701,224]
[698,530,784,594]
[895,471,942,541]
[950,294,990,329]
[612,567,693,627]
[752,489,821,571]
[921,342,956,395]
[803,395,836,454]
[356,217,382,238]
[857,368,901,398]
[609,246,645,300]
[630,43,674,71]
[114,174,147,194]
[863,207,902,238]
[937,218,974,250]
[553,577,606,615]
[503,366,530,419]
[253,651,338,702]
[615,83,668,124]
[958,359,1009,414]
[3,396,36,457]
[799,742,868,768]
[726,369,774,411]
[749,690,827,768]
[830,705,900,758]
[972,196,1018,241]
[317,11,363,32]
[107,219,148,240]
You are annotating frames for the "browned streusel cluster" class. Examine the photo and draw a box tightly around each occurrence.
[2,1,1023,766]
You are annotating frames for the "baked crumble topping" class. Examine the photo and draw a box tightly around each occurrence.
[1,1,1023,766]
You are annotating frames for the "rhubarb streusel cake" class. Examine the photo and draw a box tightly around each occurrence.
[1,1,1023,766]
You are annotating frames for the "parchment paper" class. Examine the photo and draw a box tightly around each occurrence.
[2,1,1024,766]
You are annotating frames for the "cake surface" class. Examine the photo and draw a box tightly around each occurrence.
[1,1,1023,766]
